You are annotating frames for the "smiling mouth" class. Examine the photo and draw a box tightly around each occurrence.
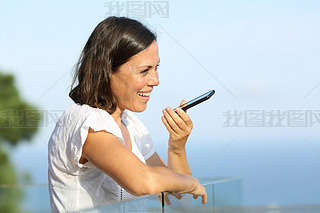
[138,92,151,97]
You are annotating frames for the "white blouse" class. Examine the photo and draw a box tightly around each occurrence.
[48,104,155,212]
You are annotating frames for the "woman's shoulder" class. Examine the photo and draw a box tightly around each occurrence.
[59,104,111,123]
[65,103,99,116]
[50,103,122,147]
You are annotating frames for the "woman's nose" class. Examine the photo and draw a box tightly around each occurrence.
[148,71,160,86]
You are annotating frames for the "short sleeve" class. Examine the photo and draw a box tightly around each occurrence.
[48,104,129,212]
[71,106,123,169]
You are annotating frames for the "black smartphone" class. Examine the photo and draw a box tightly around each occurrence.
[174,89,215,112]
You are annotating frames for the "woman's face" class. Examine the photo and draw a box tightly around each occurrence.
[111,40,160,113]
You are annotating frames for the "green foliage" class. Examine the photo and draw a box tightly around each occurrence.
[0,147,23,212]
[0,147,17,184]
[0,72,41,146]
[0,71,40,212]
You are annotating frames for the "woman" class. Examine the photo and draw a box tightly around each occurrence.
[48,16,207,212]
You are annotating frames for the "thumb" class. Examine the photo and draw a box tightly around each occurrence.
[180,99,187,107]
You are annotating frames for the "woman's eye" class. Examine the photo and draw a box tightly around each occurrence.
[155,64,160,70]
[140,69,148,74]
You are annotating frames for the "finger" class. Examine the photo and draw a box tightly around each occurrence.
[202,194,207,204]
[162,108,183,134]
[164,194,171,205]
[193,195,199,199]
[176,194,183,200]
[161,115,174,134]
[179,99,188,113]
[156,193,162,204]
[180,99,187,107]
[165,107,189,131]
[162,113,180,136]
[175,107,193,128]
[172,193,183,200]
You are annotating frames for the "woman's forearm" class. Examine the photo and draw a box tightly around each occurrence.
[146,165,196,195]
[167,147,192,175]
[148,165,207,204]
[161,105,194,176]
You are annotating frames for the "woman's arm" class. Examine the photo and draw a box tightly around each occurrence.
[81,128,207,204]
[146,152,167,167]
[161,101,193,175]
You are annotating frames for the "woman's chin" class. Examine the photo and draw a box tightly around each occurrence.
[131,105,147,113]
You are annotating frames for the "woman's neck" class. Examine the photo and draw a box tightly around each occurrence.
[111,107,125,126]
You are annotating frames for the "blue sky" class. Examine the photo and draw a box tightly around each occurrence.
[1,0,320,205]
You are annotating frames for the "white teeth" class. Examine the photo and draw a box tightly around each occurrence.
[138,92,150,97]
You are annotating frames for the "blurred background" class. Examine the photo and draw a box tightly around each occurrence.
[0,0,319,211]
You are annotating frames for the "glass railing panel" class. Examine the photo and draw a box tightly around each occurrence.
[211,177,243,207]
[2,177,320,212]
[79,177,242,213]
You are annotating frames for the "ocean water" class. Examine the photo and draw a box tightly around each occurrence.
[187,139,320,206]
[10,138,320,212]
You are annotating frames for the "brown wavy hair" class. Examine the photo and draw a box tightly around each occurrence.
[69,17,156,114]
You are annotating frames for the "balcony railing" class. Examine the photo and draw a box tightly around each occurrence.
[78,177,242,213]
[1,177,320,212]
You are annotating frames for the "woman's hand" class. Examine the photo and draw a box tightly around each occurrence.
[189,179,207,205]
[157,177,207,205]
[157,192,182,206]
[162,100,193,153]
